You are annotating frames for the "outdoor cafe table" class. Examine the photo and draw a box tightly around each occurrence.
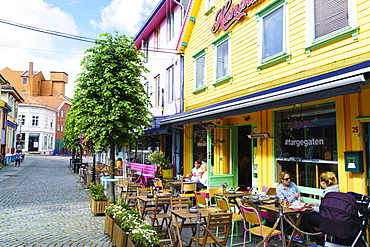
[258,203,313,247]
[136,194,172,218]
[171,208,218,247]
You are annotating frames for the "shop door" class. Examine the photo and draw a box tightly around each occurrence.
[237,125,252,190]
[207,126,236,188]
[28,135,40,152]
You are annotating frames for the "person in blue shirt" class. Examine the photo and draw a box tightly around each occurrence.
[15,151,22,167]
[276,171,300,203]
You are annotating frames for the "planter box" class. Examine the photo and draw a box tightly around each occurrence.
[104,215,115,240]
[112,223,128,247]
[91,197,109,215]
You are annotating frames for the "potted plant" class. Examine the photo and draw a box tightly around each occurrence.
[117,158,123,167]
[108,202,160,247]
[89,182,109,215]
[104,203,131,240]
[148,152,173,179]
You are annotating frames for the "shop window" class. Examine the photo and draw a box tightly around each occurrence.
[305,0,358,54]
[167,66,174,103]
[193,49,206,93]
[256,0,289,71]
[212,32,231,86]
[274,102,338,189]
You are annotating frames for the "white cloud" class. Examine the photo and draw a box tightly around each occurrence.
[91,0,161,37]
[0,0,87,98]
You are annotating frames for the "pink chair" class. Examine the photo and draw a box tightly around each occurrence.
[240,205,281,247]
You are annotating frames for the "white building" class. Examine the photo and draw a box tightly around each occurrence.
[18,94,56,155]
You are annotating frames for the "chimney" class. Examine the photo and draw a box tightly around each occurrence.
[29,62,33,76]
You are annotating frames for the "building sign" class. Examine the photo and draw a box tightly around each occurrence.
[211,0,259,33]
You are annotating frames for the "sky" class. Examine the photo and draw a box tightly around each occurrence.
[0,0,161,98]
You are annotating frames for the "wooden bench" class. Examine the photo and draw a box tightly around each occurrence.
[297,186,323,203]
[129,163,159,187]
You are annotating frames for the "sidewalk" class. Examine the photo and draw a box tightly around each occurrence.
[0,155,33,182]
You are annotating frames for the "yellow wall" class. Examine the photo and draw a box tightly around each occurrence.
[181,0,370,193]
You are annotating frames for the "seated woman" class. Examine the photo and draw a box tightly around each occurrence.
[198,164,208,191]
[188,160,204,191]
[300,171,339,246]
[276,171,301,204]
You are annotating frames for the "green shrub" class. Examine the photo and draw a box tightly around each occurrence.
[89,182,107,201]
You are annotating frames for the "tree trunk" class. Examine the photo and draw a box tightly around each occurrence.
[92,151,96,183]
[109,143,116,204]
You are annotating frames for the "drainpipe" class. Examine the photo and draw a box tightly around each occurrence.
[171,0,183,19]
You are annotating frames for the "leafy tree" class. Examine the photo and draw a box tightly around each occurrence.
[64,32,152,203]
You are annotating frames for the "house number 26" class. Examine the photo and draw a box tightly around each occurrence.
[352,126,359,133]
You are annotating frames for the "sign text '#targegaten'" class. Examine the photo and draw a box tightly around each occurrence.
[211,0,259,33]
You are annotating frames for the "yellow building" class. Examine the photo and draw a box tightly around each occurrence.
[161,0,370,201]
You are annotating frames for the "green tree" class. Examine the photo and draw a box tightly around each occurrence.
[64,32,152,203]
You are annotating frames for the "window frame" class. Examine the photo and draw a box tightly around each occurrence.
[167,66,175,103]
[205,0,215,16]
[154,75,161,107]
[193,48,207,93]
[212,32,232,86]
[167,11,175,42]
[305,0,358,55]
[31,115,39,127]
[22,78,27,84]
[18,115,25,126]
[256,0,290,71]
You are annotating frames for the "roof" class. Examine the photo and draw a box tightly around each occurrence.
[19,93,58,111]
[1,83,24,102]
[21,71,40,77]
[36,95,71,109]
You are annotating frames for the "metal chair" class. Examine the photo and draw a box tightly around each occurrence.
[239,205,281,247]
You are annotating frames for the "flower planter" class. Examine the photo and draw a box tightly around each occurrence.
[162,167,173,179]
[91,197,109,215]
[127,237,136,247]
[104,215,115,240]
[112,223,128,247]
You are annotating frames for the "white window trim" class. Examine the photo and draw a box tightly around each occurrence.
[213,33,232,86]
[305,0,358,54]
[257,0,289,71]
[167,66,175,103]
[193,49,207,92]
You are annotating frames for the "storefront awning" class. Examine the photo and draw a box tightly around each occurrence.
[160,61,370,127]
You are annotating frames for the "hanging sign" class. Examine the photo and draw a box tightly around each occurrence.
[211,0,259,33]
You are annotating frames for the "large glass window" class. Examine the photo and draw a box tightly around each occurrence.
[274,102,338,188]
[216,40,229,81]
[195,54,206,90]
[256,0,289,70]
[262,6,284,60]
[306,0,357,52]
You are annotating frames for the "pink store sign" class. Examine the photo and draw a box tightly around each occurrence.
[211,0,259,33]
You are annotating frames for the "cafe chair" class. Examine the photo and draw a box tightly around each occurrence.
[148,195,173,245]
[239,205,281,247]
[170,197,198,244]
[188,212,233,247]
[179,182,196,197]
[136,187,156,216]
[215,195,244,246]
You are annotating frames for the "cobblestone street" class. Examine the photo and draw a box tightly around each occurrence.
[0,155,112,247]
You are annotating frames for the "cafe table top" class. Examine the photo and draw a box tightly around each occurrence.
[258,203,312,215]
[215,191,248,198]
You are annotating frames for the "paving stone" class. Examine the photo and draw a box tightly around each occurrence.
[0,155,112,247]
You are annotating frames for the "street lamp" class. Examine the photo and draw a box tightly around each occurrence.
[16,119,22,152]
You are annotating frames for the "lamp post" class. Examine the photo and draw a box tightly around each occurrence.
[16,119,22,152]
